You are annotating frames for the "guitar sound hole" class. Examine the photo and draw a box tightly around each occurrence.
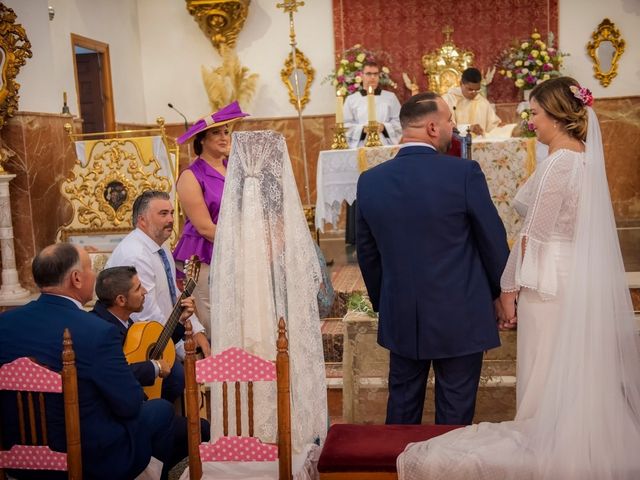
[147,343,157,359]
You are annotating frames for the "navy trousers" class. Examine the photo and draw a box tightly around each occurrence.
[386,351,484,425]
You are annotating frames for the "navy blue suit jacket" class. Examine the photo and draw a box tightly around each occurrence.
[90,300,156,387]
[356,146,509,360]
[0,294,148,480]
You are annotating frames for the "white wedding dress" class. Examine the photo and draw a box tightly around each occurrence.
[209,130,328,454]
[398,108,640,479]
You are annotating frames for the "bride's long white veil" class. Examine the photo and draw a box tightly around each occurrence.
[209,130,328,450]
[528,107,640,478]
[398,108,640,480]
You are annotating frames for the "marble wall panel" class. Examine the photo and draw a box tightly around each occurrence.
[1,112,77,290]
[594,97,640,223]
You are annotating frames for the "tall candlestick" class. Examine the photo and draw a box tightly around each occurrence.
[367,85,376,122]
[335,90,344,124]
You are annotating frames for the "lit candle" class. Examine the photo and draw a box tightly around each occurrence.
[367,85,376,123]
[335,90,344,124]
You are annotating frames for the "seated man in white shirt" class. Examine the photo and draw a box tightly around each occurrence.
[106,191,212,400]
[443,67,502,137]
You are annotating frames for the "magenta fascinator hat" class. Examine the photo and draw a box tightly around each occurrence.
[177,101,250,145]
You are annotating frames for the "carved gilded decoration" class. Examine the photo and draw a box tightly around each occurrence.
[58,119,178,245]
[280,48,314,111]
[0,4,31,130]
[201,46,258,112]
[421,26,474,95]
[185,0,250,53]
[587,18,625,88]
[0,4,32,173]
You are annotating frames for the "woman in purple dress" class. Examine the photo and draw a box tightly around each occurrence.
[173,102,249,338]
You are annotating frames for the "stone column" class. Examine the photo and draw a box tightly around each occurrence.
[0,173,30,301]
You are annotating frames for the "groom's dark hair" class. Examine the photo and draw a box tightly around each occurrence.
[400,92,441,129]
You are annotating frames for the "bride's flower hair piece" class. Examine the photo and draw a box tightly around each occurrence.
[569,85,593,107]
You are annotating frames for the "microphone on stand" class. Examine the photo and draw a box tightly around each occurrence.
[167,103,189,131]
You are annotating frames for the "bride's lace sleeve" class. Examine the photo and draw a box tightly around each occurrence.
[501,150,581,297]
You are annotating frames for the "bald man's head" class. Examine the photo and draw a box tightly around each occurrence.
[32,243,81,288]
[32,243,96,304]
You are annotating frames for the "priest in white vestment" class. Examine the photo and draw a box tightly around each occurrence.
[343,61,402,148]
[443,67,502,136]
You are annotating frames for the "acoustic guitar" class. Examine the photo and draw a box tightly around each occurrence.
[123,255,201,399]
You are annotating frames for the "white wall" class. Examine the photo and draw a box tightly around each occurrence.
[137,0,336,123]
[4,0,148,122]
[559,0,640,98]
[4,0,60,114]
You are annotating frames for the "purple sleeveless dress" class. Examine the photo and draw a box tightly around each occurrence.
[173,157,227,265]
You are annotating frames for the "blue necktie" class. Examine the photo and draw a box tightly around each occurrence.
[158,248,178,305]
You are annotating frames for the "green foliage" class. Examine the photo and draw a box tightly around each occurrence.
[347,292,377,317]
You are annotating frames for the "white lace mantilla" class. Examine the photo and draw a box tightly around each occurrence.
[210,130,328,452]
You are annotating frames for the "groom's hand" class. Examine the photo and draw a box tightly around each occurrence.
[494,298,506,323]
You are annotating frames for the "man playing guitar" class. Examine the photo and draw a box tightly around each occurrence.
[91,265,194,402]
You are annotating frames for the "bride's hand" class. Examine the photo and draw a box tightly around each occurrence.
[499,291,518,323]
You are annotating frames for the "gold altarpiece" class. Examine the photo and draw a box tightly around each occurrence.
[422,26,474,95]
[58,119,180,257]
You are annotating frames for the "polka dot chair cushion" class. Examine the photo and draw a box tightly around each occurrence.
[196,347,276,383]
[0,357,62,393]
[200,436,278,462]
[0,445,67,471]
[0,358,67,472]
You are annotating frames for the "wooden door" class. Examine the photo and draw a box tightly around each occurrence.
[76,52,104,133]
[70,34,115,133]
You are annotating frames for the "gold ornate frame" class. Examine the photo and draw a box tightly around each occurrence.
[185,0,251,53]
[0,4,31,132]
[280,48,314,111]
[422,26,474,95]
[586,18,626,87]
[58,118,180,249]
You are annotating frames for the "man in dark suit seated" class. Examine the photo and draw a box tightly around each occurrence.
[91,266,187,396]
[0,243,175,480]
[91,266,210,469]
[356,92,510,426]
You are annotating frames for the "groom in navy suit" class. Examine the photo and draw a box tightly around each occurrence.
[356,92,510,425]
[0,243,175,479]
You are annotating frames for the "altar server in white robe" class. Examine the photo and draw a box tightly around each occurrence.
[443,67,502,136]
[343,61,402,148]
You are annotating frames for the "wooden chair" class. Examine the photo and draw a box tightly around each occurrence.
[0,329,82,480]
[183,318,293,480]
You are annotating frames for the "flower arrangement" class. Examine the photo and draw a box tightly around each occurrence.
[498,30,567,91]
[517,104,537,137]
[325,44,397,96]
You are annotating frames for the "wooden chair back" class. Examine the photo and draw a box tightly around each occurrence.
[184,318,292,480]
[0,329,82,479]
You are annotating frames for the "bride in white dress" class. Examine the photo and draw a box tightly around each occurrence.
[398,77,640,479]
